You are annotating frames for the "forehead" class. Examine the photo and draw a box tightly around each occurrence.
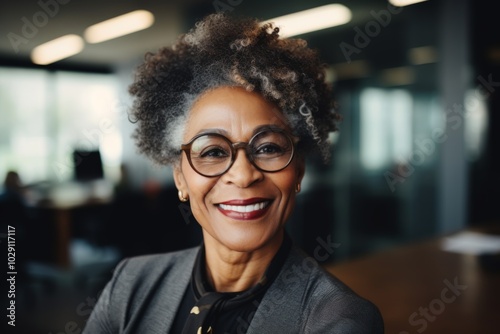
[184,86,290,141]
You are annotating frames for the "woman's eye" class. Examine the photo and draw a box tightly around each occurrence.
[200,147,229,158]
[255,143,284,155]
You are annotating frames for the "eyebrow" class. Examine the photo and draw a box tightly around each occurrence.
[252,124,287,135]
[193,124,288,139]
[193,128,229,137]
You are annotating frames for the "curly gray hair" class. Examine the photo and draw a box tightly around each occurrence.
[128,13,340,165]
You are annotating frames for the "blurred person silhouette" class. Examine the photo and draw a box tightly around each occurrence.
[1,170,24,198]
[0,170,27,225]
[84,13,383,334]
[0,170,30,305]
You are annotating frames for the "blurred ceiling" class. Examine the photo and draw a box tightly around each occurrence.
[0,1,435,68]
[0,0,497,82]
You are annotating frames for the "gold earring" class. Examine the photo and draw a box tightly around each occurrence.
[178,190,188,202]
[295,183,301,193]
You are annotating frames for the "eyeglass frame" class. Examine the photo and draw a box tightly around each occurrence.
[180,127,299,177]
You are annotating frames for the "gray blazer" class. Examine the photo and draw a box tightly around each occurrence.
[83,246,384,333]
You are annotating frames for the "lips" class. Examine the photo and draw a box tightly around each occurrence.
[216,198,272,220]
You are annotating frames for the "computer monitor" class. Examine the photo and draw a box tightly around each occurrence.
[73,149,104,181]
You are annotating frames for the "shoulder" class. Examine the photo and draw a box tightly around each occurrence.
[83,246,199,333]
[285,247,384,333]
[117,246,199,275]
[110,246,199,291]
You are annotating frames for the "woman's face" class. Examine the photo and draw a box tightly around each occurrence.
[174,86,304,253]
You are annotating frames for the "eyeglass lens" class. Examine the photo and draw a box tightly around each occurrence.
[188,130,293,176]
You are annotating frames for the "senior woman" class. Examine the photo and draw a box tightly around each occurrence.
[84,13,383,334]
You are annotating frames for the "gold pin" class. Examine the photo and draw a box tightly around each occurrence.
[197,327,202,334]
[190,306,200,315]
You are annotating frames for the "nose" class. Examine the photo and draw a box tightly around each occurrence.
[221,148,263,187]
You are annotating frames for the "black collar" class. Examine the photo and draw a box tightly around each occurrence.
[181,232,292,334]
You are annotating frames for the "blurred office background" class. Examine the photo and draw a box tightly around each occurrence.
[0,0,499,333]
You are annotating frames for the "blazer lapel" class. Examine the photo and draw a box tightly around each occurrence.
[247,248,310,334]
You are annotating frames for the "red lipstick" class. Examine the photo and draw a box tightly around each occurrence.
[216,198,271,220]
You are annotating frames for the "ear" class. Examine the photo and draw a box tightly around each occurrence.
[173,163,188,195]
[295,155,306,184]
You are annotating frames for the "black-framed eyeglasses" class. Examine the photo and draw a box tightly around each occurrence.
[180,128,298,177]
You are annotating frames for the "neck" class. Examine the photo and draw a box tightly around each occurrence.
[203,232,284,293]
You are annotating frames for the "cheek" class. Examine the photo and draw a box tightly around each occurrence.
[280,163,303,202]
[271,175,298,229]
[274,169,299,207]
[278,165,301,193]
[181,158,217,209]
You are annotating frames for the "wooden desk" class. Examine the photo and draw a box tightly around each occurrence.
[325,226,500,334]
[29,180,114,268]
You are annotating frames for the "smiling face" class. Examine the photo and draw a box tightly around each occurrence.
[174,86,304,254]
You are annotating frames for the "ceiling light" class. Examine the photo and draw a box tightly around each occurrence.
[408,46,438,65]
[380,66,415,86]
[263,4,352,38]
[31,34,84,65]
[84,9,154,44]
[388,0,428,7]
[331,60,370,80]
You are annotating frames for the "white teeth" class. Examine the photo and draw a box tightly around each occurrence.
[219,201,269,213]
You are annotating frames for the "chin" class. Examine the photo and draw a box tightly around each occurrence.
[213,228,281,253]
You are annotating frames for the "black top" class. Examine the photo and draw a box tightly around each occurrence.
[171,233,292,334]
